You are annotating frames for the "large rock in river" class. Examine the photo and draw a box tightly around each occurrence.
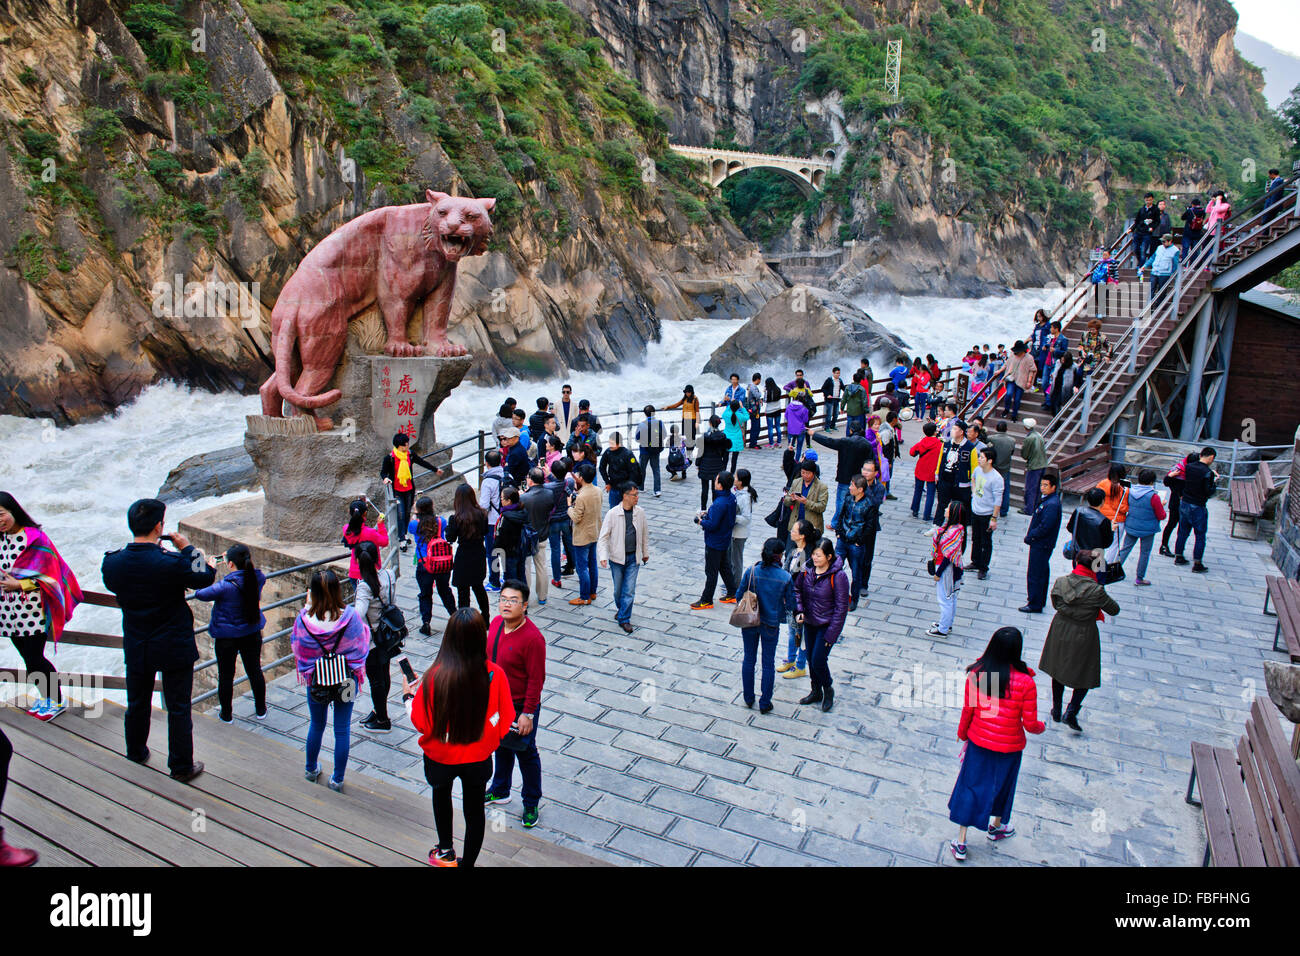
[157,445,260,503]
[704,287,909,377]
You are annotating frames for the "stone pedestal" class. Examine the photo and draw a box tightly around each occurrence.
[245,336,472,541]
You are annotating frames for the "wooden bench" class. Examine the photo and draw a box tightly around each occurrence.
[1264,575,1300,663]
[1230,464,1276,538]
[1185,696,1300,866]
[1055,443,1111,497]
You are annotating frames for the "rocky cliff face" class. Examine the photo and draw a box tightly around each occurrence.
[0,0,781,422]
[567,0,1273,296]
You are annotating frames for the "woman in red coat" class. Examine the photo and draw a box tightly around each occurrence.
[948,626,1045,862]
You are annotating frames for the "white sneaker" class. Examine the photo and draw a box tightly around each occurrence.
[920,526,938,535]
[654,491,661,497]
[927,625,950,637]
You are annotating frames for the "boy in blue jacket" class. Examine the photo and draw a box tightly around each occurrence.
[691,471,738,610]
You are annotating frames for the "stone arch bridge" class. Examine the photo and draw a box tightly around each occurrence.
[668,144,835,196]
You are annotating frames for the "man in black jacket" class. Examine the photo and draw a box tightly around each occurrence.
[527,397,553,460]
[812,420,876,529]
[695,416,733,511]
[1020,473,1062,613]
[1066,487,1114,554]
[101,498,216,782]
[502,427,531,485]
[1130,193,1162,265]
[1174,447,1218,573]
[598,432,642,510]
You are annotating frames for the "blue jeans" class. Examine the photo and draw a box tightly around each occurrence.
[785,616,806,668]
[1175,501,1208,561]
[490,705,542,810]
[609,558,640,624]
[741,623,780,708]
[913,393,927,417]
[847,414,865,435]
[1117,532,1154,579]
[824,398,839,429]
[790,432,806,458]
[1024,468,1044,514]
[911,479,936,520]
[306,693,354,784]
[639,447,661,492]
[803,624,834,689]
[1033,351,1048,389]
[548,518,573,580]
[574,542,598,600]
[935,566,957,632]
[765,414,780,445]
[1003,382,1024,419]
[608,488,622,511]
[835,538,865,603]
[485,525,500,587]
[747,412,762,447]
[998,471,1011,517]
[832,482,850,528]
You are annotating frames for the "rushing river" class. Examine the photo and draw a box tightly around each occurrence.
[0,287,1059,680]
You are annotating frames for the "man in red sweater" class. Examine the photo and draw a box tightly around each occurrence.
[909,420,942,523]
[484,579,547,828]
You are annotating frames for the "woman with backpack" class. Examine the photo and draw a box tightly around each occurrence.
[354,540,411,735]
[947,626,1045,863]
[1096,464,1130,577]
[409,496,457,635]
[292,569,369,791]
[763,378,784,448]
[929,501,967,637]
[722,399,749,474]
[729,469,757,594]
[735,538,794,714]
[663,384,702,460]
[342,497,387,581]
[776,520,816,680]
[1114,468,1167,586]
[792,538,850,713]
[194,544,267,723]
[405,608,516,867]
[666,425,688,481]
[446,483,490,618]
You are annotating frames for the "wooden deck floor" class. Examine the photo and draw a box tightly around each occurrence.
[0,700,607,867]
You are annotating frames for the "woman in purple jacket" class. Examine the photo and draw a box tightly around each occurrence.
[793,539,850,712]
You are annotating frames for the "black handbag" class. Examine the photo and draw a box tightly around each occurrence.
[490,622,531,753]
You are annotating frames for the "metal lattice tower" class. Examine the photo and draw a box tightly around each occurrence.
[885,39,902,102]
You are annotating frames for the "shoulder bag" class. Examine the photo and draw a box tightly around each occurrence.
[729,563,762,629]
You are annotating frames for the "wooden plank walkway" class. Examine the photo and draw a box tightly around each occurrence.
[0,701,608,867]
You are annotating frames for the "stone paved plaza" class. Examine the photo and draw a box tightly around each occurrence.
[230,430,1288,866]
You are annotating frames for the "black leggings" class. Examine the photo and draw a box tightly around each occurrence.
[0,726,11,814]
[728,451,740,474]
[10,633,58,703]
[1051,679,1089,715]
[457,582,489,619]
[1161,479,1184,548]
[215,632,266,717]
[424,755,493,867]
[700,477,712,511]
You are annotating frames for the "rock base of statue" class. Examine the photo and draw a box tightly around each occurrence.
[244,337,472,541]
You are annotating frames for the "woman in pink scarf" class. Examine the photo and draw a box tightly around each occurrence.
[0,492,82,721]
[864,415,891,483]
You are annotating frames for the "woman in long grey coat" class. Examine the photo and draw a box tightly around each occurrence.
[1038,549,1119,735]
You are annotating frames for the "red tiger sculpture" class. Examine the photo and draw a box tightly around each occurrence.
[259,190,494,429]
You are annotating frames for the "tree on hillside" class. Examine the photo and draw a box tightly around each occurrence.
[1281,83,1300,163]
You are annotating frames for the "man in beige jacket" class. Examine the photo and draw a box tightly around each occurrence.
[596,483,650,633]
[567,461,602,605]
[1000,340,1038,422]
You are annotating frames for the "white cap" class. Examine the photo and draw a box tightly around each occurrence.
[1022,417,1037,428]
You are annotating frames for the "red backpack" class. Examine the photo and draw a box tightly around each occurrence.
[419,516,453,574]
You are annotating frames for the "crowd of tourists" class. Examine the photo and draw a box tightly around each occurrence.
[0,306,1237,867]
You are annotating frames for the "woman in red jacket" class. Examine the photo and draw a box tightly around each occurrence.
[948,626,1046,862]
[405,608,516,867]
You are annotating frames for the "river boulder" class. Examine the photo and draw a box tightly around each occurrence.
[704,286,910,377]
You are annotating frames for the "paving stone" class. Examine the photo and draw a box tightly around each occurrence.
[647,787,730,825]
[588,793,676,835]
[607,827,696,867]
[611,729,688,764]
[576,764,654,802]
[664,817,757,862]
[627,756,707,792]
[562,737,635,772]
